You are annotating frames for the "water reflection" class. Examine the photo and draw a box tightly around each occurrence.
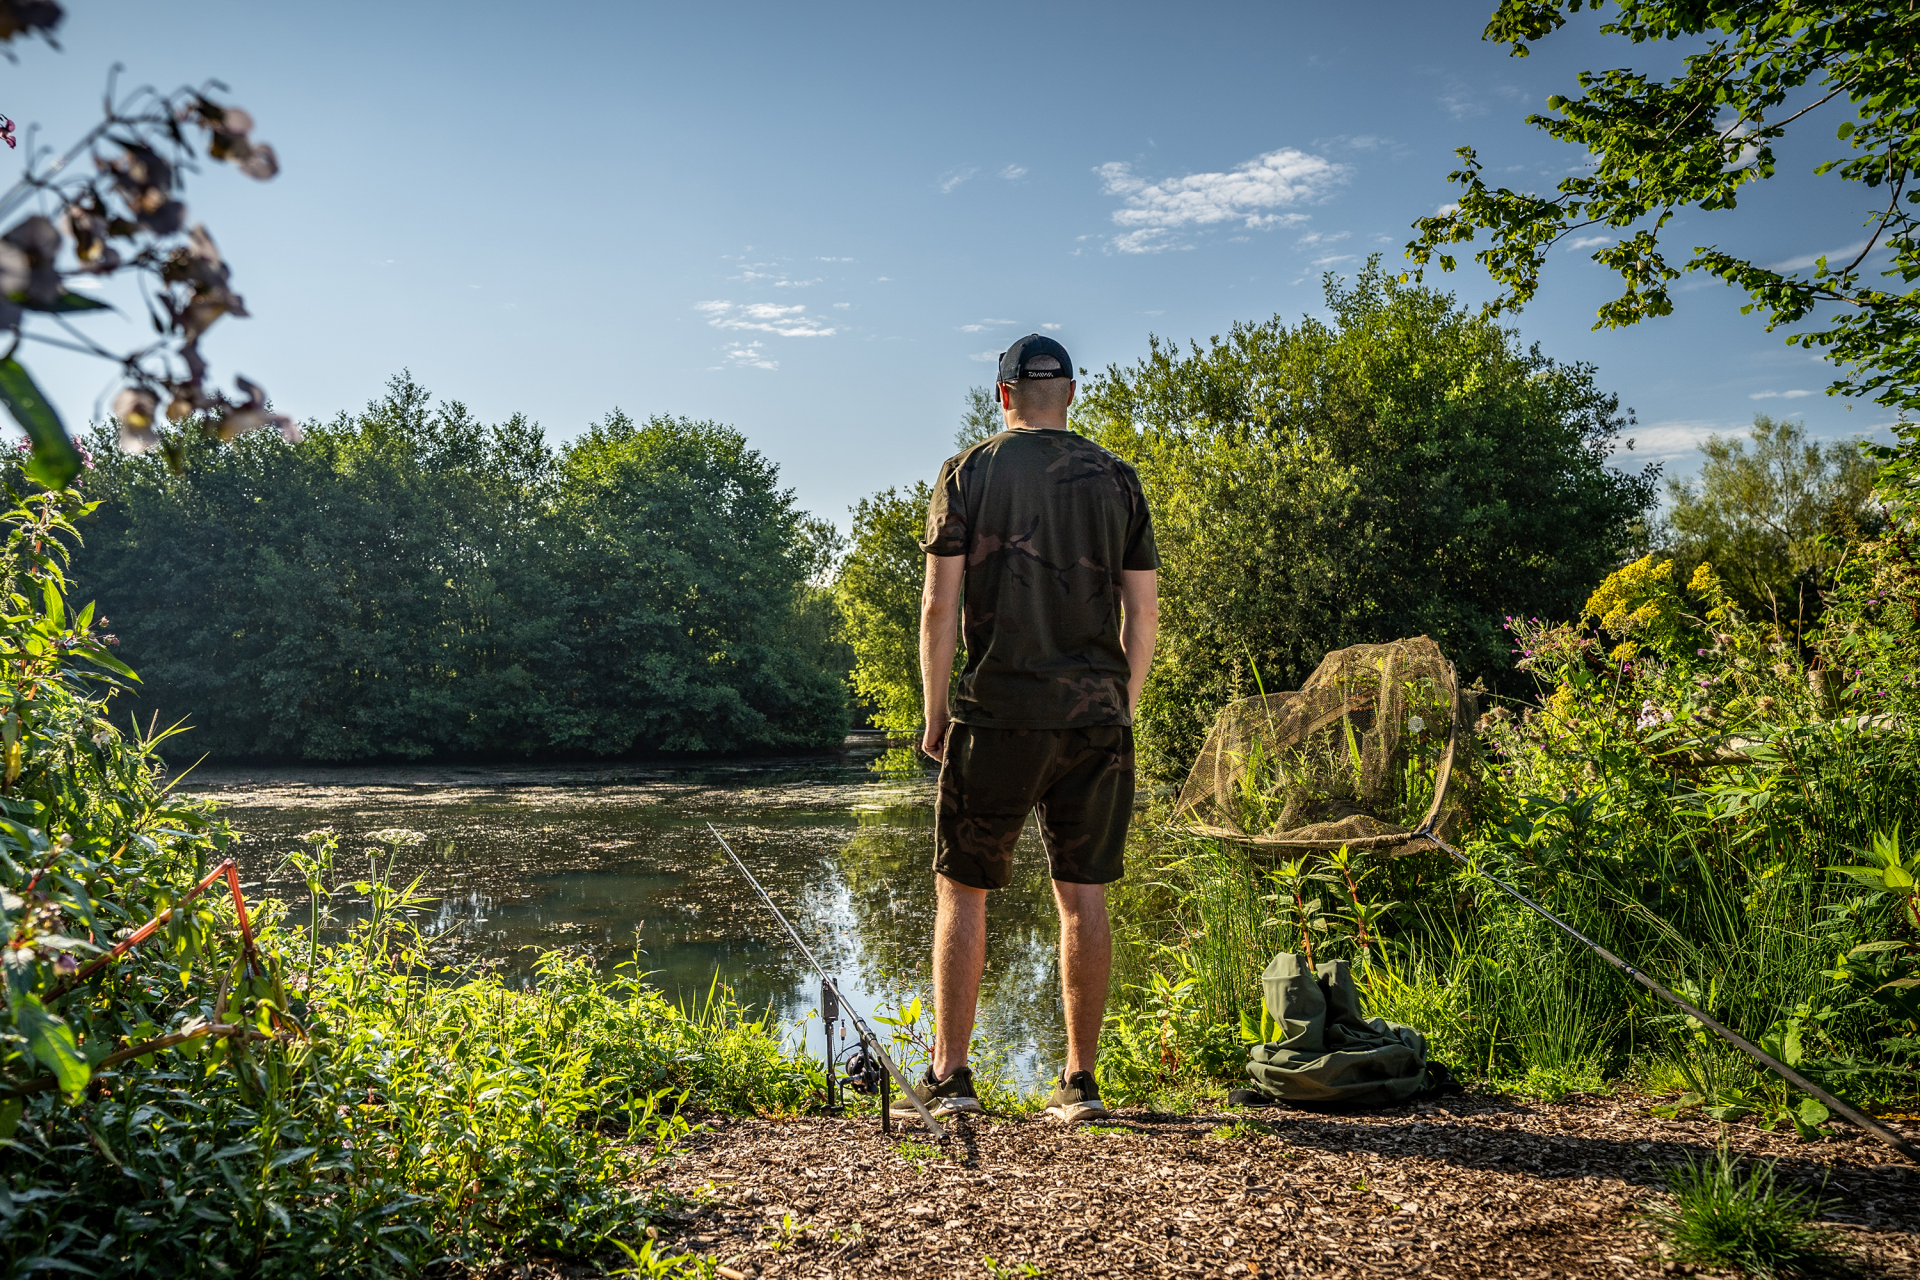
[192,749,1068,1084]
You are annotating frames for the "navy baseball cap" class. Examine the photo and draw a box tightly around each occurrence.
[997,333,1073,384]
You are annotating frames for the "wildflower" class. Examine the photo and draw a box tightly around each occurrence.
[0,214,63,310]
[0,116,14,150]
[187,97,279,181]
[1636,700,1673,731]
[52,952,77,976]
[1407,715,1426,735]
[113,386,160,454]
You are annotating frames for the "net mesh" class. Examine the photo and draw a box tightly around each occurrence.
[1173,636,1475,852]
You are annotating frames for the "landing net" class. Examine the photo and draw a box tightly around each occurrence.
[1173,636,1474,853]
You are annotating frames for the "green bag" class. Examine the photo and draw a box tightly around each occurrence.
[1244,951,1431,1107]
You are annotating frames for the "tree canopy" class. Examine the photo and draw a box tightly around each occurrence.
[1662,413,1880,626]
[1409,0,1920,412]
[73,375,849,760]
[1074,262,1658,776]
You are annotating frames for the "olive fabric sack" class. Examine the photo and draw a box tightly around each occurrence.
[1243,951,1431,1107]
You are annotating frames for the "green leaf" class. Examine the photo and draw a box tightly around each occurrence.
[1796,1098,1831,1127]
[68,645,138,681]
[38,579,61,629]
[13,997,89,1094]
[0,1097,21,1142]
[12,290,111,314]
[0,361,80,490]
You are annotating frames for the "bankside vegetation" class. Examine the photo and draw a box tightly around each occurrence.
[72,375,850,760]
[1099,426,1920,1137]
[0,482,819,1277]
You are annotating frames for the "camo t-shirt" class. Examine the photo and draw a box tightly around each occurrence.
[919,428,1159,728]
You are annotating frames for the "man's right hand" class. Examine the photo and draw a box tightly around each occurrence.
[921,711,950,763]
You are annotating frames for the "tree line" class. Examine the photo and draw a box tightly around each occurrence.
[72,375,850,760]
[67,271,1879,773]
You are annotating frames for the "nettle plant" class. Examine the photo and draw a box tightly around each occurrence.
[0,1,285,486]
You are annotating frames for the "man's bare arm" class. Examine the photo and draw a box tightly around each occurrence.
[1120,568,1158,716]
[920,554,964,761]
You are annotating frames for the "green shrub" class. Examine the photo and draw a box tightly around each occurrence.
[0,485,819,1276]
[1640,1144,1846,1279]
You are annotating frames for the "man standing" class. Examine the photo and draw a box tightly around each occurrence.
[900,333,1159,1123]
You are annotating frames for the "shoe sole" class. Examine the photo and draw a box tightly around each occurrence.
[1046,1100,1107,1124]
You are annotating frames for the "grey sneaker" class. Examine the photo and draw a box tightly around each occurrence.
[1045,1069,1107,1123]
[891,1065,983,1118]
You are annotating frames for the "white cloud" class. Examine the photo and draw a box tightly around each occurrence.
[1768,240,1870,273]
[1567,235,1615,251]
[968,350,998,363]
[1311,253,1357,267]
[1615,420,1728,462]
[772,277,822,288]
[1750,389,1814,400]
[1096,147,1346,253]
[1295,230,1350,249]
[816,256,854,262]
[1000,164,1027,180]
[1040,323,1061,331]
[722,342,778,370]
[695,300,837,337]
[1439,84,1485,120]
[876,276,891,282]
[1434,202,1460,217]
[938,166,979,194]
[832,302,851,309]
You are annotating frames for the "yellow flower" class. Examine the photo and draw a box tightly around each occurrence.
[1584,554,1675,634]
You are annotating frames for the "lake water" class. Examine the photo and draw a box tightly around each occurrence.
[187,742,1069,1085]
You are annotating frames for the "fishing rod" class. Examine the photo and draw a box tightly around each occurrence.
[1413,821,1919,1164]
[706,823,948,1142]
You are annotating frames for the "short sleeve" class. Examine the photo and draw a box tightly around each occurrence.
[918,456,969,557]
[1121,467,1160,571]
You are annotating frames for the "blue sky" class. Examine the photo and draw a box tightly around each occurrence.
[6,0,1897,527]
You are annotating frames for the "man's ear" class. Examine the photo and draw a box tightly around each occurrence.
[1067,380,1077,407]
[998,383,1013,410]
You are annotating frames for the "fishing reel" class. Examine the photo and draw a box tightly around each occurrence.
[839,1040,884,1096]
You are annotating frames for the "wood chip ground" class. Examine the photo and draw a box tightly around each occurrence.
[611,1095,1919,1279]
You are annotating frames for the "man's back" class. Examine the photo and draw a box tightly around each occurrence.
[921,427,1157,728]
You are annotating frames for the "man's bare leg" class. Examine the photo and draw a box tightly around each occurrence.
[932,873,987,1080]
[1053,880,1111,1076]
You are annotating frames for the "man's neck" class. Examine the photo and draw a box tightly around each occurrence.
[1003,416,1068,432]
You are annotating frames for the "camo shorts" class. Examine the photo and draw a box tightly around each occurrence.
[934,723,1135,891]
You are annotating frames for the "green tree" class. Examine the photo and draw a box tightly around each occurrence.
[836,389,992,739]
[1075,262,1657,777]
[836,484,938,738]
[544,411,849,753]
[75,377,849,759]
[1408,0,1920,412]
[957,385,1001,449]
[79,374,565,759]
[1663,414,1879,626]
